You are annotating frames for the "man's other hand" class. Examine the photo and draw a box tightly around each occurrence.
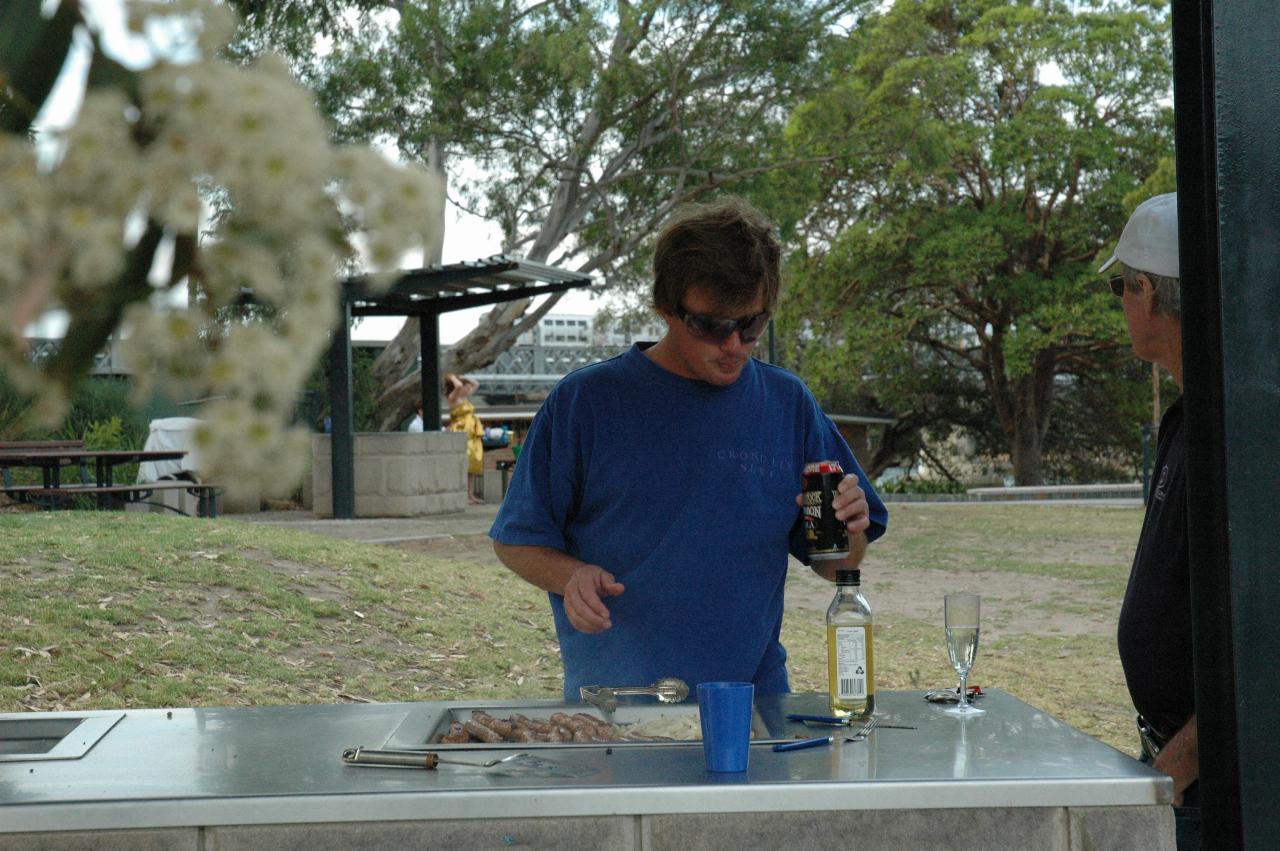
[563,565,625,634]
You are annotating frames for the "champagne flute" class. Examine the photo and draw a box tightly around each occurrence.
[943,593,984,717]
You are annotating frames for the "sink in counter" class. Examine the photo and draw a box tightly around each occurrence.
[0,709,125,761]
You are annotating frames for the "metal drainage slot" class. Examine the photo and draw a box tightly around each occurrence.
[0,711,125,762]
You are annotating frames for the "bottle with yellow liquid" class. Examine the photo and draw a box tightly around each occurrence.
[826,569,874,718]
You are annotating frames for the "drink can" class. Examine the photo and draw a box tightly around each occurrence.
[803,461,849,561]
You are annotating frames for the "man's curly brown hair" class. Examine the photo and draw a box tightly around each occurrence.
[652,196,781,316]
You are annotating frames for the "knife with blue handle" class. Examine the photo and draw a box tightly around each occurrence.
[772,735,834,752]
[786,713,852,725]
[786,713,916,729]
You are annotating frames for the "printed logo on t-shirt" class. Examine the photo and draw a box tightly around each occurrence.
[1153,464,1170,502]
[716,447,795,479]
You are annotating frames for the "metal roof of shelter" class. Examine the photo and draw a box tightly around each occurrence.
[343,255,595,317]
[326,256,597,519]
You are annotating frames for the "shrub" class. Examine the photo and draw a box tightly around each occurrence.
[300,345,382,432]
[63,378,148,448]
[878,477,967,495]
[1,374,147,445]
[81,417,126,450]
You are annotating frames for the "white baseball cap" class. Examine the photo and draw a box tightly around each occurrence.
[1097,192,1180,278]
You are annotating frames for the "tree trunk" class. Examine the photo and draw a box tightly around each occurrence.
[1007,357,1056,486]
[1010,410,1044,486]
[371,371,425,432]
[866,419,924,480]
[368,139,446,429]
[368,100,598,428]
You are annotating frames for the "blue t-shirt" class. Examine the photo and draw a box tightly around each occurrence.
[490,344,888,700]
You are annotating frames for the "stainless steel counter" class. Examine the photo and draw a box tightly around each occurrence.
[0,691,1174,849]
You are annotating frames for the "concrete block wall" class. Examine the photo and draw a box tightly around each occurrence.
[2,806,1172,850]
[311,432,467,518]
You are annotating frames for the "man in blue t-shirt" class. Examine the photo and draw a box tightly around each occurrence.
[489,196,888,700]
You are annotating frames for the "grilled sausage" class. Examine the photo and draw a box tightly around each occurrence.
[572,713,617,739]
[550,712,597,739]
[463,718,504,743]
[440,721,470,744]
[472,711,516,739]
[547,724,578,743]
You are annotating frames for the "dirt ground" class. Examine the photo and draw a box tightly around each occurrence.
[783,563,1119,640]
[394,532,1122,642]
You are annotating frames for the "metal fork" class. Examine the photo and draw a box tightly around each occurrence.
[850,716,878,740]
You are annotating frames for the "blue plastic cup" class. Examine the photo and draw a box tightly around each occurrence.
[697,681,755,773]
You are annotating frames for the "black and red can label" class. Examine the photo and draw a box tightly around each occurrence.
[803,460,849,561]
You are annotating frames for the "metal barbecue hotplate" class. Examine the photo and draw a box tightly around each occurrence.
[381,698,788,750]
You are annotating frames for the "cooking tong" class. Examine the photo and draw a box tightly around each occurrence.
[579,677,689,713]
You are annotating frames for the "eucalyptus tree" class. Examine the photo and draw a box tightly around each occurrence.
[778,0,1173,484]
[231,0,868,429]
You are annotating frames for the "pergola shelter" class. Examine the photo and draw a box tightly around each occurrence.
[326,256,595,519]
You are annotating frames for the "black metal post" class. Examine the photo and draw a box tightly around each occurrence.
[420,311,441,431]
[1173,0,1280,845]
[328,297,355,519]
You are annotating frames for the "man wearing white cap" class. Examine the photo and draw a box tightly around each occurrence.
[1101,192,1199,849]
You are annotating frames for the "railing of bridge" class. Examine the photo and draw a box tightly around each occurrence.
[25,337,630,394]
[457,344,632,396]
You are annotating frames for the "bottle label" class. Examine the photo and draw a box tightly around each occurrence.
[833,626,868,699]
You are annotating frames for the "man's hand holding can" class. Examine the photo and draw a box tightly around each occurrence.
[832,475,871,538]
[798,462,871,575]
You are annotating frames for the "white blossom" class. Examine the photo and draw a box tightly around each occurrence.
[4,0,443,500]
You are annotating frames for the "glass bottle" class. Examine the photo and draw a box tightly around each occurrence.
[826,569,874,718]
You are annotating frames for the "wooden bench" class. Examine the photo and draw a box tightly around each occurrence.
[1,481,219,518]
[0,440,91,489]
[0,440,86,451]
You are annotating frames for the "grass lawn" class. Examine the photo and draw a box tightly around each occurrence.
[0,504,1144,756]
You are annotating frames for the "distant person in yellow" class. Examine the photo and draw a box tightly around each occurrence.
[445,373,484,504]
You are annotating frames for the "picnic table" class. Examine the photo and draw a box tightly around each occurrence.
[0,442,219,517]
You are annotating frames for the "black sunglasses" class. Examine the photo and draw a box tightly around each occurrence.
[1108,275,1127,297]
[675,304,771,343]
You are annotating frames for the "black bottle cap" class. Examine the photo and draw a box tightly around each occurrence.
[835,569,860,585]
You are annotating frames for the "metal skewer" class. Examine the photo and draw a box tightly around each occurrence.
[341,747,531,769]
